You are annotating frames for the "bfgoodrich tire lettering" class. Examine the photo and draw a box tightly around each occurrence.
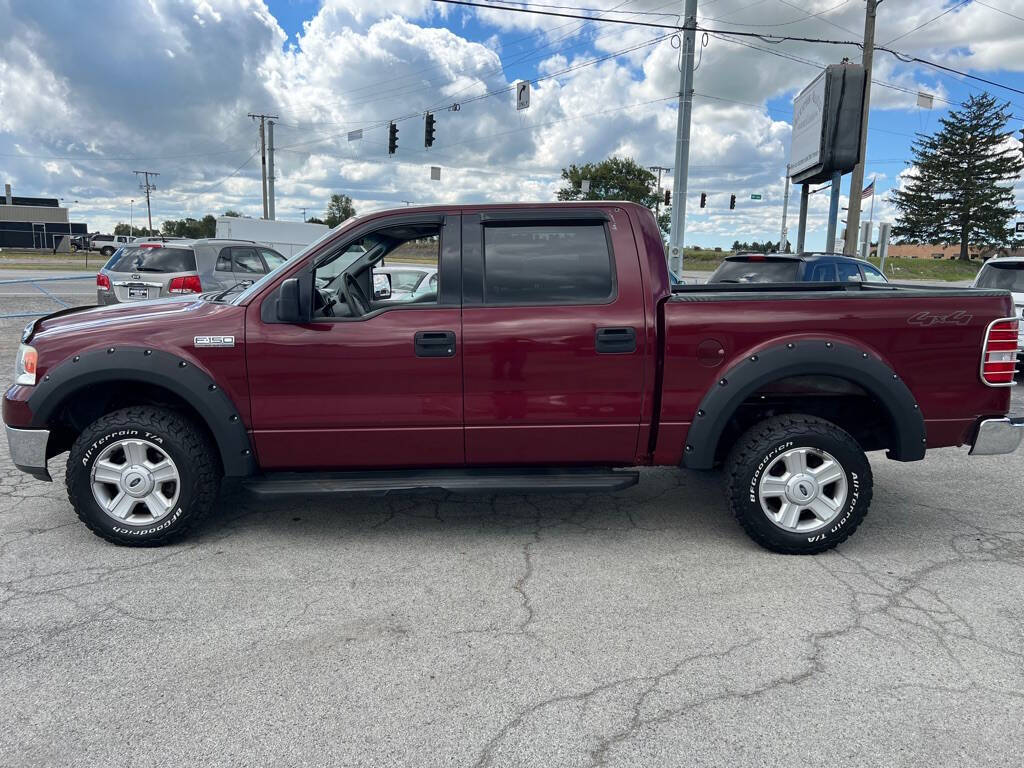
[66,407,221,546]
[725,414,873,554]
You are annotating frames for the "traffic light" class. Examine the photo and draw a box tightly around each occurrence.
[388,122,398,155]
[699,192,707,208]
[424,112,436,148]
[663,189,671,206]
[729,194,736,210]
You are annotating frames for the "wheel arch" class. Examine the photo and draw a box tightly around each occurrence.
[682,339,926,470]
[27,347,257,477]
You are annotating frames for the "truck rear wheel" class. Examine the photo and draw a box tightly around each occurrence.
[66,407,221,546]
[725,414,873,554]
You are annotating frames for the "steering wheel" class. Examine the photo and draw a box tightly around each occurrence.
[342,272,371,316]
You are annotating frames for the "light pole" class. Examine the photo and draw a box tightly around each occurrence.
[130,199,134,235]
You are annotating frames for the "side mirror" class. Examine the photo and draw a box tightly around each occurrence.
[276,277,308,323]
[373,272,392,300]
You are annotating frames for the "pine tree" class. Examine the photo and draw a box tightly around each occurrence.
[891,93,1023,260]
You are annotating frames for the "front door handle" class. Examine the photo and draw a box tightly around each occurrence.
[415,330,456,358]
[596,326,636,354]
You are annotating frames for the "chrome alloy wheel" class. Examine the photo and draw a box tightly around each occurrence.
[90,438,180,526]
[757,447,848,533]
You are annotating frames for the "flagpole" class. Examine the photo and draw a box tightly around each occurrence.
[868,178,875,227]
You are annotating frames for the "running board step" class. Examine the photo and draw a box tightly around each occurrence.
[243,468,640,496]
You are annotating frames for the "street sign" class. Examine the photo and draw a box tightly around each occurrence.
[430,166,441,181]
[1016,222,1024,234]
[580,179,590,194]
[347,129,363,141]
[750,193,762,200]
[516,81,530,110]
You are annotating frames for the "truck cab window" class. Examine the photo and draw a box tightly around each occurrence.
[482,223,613,304]
[312,224,441,318]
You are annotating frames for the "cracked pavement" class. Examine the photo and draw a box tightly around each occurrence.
[2,295,1024,766]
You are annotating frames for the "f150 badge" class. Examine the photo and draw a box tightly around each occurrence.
[194,335,235,348]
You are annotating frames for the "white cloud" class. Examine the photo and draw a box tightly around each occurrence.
[1,0,1022,248]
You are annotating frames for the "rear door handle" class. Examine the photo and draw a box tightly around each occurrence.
[596,326,637,354]
[415,330,456,358]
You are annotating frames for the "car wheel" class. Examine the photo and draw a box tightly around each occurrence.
[725,414,873,554]
[66,407,221,546]
[101,247,114,257]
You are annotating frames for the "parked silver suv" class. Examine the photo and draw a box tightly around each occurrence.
[96,238,287,305]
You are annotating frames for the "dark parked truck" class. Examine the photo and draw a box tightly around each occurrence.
[4,203,1023,553]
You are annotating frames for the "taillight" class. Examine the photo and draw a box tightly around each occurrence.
[96,273,111,292]
[981,317,1020,387]
[168,275,202,294]
[139,243,161,249]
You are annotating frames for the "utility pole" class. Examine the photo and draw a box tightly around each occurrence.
[248,113,278,219]
[668,0,698,275]
[300,207,307,222]
[650,165,671,218]
[779,165,791,252]
[133,170,158,235]
[842,0,879,255]
[267,119,276,220]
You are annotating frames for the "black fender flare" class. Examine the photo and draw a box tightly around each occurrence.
[27,346,257,477]
[682,339,927,470]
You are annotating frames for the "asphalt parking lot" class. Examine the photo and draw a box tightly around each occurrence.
[2,285,1023,767]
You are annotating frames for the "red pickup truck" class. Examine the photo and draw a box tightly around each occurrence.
[5,203,1022,553]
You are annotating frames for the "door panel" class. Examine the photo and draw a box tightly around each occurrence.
[460,208,646,465]
[245,214,463,470]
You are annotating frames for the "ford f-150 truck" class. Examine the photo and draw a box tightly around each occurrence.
[5,202,1023,553]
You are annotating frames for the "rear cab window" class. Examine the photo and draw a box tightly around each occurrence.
[481,223,613,304]
[107,246,197,273]
[976,261,1024,292]
[710,259,800,283]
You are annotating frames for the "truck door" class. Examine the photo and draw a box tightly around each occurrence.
[244,214,464,469]
[460,208,646,465]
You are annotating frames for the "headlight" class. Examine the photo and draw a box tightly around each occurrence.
[15,344,37,386]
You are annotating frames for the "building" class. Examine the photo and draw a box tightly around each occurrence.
[0,183,89,250]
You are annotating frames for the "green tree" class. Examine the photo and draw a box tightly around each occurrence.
[891,93,1023,260]
[223,210,242,217]
[159,215,217,238]
[557,157,660,211]
[324,194,356,228]
[307,216,326,225]
[113,223,149,236]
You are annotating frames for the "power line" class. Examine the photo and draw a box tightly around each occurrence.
[435,0,1024,98]
[882,0,971,45]
[973,0,1024,23]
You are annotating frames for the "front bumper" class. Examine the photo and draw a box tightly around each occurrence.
[4,425,51,480]
[970,417,1024,456]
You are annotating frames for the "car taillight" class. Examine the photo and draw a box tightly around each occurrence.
[168,275,202,294]
[139,243,161,249]
[981,317,1020,386]
[96,273,111,292]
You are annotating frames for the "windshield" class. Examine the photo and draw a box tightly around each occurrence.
[107,246,197,273]
[387,270,428,292]
[230,216,362,304]
[709,259,800,283]
[975,261,1024,292]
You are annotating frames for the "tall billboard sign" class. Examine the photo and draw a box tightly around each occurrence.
[789,63,867,185]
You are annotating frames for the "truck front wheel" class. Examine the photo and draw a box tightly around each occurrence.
[725,414,873,554]
[66,407,221,546]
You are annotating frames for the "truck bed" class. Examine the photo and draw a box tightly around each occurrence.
[652,281,1015,466]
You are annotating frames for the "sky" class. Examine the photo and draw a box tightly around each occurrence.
[1,0,1023,250]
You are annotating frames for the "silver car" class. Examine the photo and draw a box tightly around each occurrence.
[97,238,287,304]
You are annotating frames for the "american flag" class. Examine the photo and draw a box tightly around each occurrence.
[861,179,875,200]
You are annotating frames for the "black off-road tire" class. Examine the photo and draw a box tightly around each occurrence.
[101,246,115,257]
[725,414,873,555]
[66,407,221,546]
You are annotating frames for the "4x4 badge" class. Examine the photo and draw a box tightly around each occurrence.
[194,335,235,348]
